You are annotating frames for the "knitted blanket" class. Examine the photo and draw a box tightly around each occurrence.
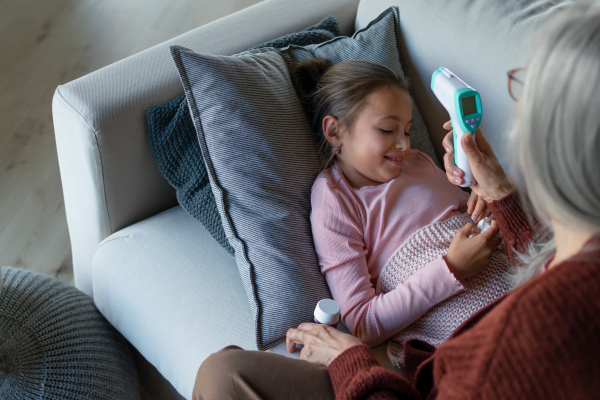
[376,213,513,369]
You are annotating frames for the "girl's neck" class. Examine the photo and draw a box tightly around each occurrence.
[336,159,382,189]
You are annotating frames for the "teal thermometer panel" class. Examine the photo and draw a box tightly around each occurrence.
[454,88,482,134]
[431,67,482,187]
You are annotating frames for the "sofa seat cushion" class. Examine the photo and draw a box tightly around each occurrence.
[91,206,255,399]
[89,207,399,397]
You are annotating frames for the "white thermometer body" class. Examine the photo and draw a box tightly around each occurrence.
[431,67,482,187]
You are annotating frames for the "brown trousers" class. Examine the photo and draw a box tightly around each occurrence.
[193,346,335,400]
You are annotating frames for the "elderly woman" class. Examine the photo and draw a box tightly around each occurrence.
[193,3,600,399]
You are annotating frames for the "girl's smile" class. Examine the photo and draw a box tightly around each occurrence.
[384,155,404,166]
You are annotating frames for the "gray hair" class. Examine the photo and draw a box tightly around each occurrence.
[509,1,600,285]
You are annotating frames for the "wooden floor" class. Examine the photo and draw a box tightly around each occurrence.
[0,0,262,285]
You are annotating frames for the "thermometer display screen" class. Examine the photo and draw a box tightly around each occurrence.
[461,96,477,115]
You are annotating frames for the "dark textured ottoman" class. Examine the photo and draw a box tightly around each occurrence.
[0,267,140,399]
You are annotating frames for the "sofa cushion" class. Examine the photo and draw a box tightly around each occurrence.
[146,16,342,256]
[355,0,569,167]
[171,45,330,350]
[170,6,438,351]
[92,206,256,399]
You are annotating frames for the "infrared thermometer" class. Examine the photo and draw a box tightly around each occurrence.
[431,67,482,187]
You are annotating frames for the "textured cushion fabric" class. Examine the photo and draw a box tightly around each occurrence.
[147,94,234,254]
[170,6,435,351]
[146,16,341,255]
[250,15,341,49]
[171,46,331,350]
[92,206,256,399]
[355,0,569,167]
[0,267,139,400]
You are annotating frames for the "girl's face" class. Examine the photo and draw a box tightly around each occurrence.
[336,86,413,189]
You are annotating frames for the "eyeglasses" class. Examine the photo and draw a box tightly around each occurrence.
[507,67,526,101]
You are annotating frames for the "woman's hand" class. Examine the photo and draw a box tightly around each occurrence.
[286,323,363,367]
[442,121,514,203]
[467,191,492,223]
[445,220,502,282]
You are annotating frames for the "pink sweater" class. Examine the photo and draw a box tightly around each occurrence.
[311,150,470,346]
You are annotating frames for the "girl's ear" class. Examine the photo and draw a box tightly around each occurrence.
[322,115,341,147]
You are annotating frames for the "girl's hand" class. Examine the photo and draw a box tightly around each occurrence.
[442,121,514,203]
[467,191,492,223]
[286,323,363,367]
[445,220,502,282]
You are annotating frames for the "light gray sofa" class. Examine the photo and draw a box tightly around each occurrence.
[52,0,568,398]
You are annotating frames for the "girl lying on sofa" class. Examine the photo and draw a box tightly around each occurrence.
[292,59,513,367]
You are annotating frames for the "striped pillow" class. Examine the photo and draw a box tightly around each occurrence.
[170,6,437,350]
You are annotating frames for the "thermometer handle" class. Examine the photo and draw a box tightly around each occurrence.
[451,118,476,187]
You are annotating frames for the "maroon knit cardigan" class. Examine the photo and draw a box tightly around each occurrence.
[328,192,600,399]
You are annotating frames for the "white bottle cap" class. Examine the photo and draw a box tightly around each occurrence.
[314,299,340,325]
[477,217,492,233]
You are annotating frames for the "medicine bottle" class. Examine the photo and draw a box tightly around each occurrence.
[313,299,340,327]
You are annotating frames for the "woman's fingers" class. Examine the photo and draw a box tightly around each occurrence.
[472,129,496,157]
[442,129,453,153]
[483,205,493,218]
[472,196,488,222]
[460,130,486,165]
[467,192,477,215]
[467,192,490,222]
[444,152,462,183]
[443,130,466,185]
[288,323,362,366]
[286,328,303,353]
[286,323,333,353]
[286,323,316,352]
[296,322,317,331]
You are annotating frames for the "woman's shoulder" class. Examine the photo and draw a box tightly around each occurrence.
[455,248,600,345]
[491,252,600,329]
[528,246,600,308]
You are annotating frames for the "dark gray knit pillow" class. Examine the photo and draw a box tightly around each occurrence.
[147,16,341,255]
[0,267,139,399]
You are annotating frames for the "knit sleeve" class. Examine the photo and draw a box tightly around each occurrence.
[328,345,422,400]
[311,181,464,346]
[487,190,537,266]
[433,256,600,399]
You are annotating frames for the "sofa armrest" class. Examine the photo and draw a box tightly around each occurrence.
[53,0,360,296]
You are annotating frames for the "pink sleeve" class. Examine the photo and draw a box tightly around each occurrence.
[427,152,470,214]
[311,183,464,347]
